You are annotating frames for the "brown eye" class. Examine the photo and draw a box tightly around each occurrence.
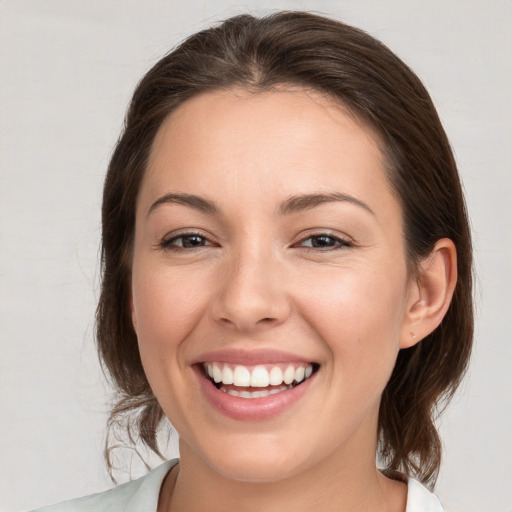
[298,234,352,250]
[161,233,212,250]
[179,235,208,248]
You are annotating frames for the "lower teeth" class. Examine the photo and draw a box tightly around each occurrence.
[220,384,293,399]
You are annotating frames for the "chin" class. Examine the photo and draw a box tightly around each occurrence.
[208,455,300,484]
[191,435,309,484]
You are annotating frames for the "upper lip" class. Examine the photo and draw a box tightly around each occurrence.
[191,348,316,366]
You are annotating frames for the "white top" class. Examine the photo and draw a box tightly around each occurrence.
[29,459,445,512]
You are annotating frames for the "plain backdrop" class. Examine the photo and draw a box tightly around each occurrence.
[1,1,511,511]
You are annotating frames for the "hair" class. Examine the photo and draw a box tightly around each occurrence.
[97,11,473,486]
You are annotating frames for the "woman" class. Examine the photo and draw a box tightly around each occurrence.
[31,11,472,512]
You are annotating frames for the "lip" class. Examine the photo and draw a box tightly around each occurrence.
[192,348,313,366]
[193,360,317,421]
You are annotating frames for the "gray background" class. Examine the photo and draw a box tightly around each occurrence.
[1,1,511,511]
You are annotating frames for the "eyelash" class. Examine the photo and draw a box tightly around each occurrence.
[294,234,353,251]
[158,232,353,252]
[158,232,213,251]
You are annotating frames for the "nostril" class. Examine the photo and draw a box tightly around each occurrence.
[217,315,279,330]
[212,286,291,331]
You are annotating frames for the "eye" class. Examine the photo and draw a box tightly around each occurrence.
[296,234,352,250]
[160,233,214,250]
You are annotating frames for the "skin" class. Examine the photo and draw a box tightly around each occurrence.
[130,88,456,512]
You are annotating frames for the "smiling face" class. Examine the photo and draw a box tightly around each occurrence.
[130,88,419,482]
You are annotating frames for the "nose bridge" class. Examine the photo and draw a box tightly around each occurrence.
[212,235,289,331]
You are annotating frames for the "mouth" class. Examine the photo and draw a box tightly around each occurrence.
[201,361,320,399]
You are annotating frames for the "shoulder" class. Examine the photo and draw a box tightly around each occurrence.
[382,468,445,512]
[27,460,178,512]
[406,476,445,512]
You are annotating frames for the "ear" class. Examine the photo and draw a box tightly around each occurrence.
[400,238,457,349]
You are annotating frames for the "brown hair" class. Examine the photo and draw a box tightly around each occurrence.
[97,11,473,486]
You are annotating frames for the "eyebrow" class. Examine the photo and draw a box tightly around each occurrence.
[147,193,220,217]
[278,192,374,216]
[147,191,374,217]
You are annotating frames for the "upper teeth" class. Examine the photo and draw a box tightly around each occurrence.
[204,362,314,387]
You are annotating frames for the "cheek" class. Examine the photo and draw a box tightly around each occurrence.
[296,263,408,378]
[131,264,210,364]
[130,263,214,429]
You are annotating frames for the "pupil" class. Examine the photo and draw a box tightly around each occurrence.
[184,235,204,247]
[313,236,333,247]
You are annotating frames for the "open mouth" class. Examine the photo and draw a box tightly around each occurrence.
[201,362,320,399]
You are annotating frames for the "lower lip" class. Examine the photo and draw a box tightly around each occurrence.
[194,366,315,421]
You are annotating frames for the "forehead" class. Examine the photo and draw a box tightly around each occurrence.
[150,87,382,161]
[141,87,396,221]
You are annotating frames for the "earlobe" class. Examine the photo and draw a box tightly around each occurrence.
[400,238,457,349]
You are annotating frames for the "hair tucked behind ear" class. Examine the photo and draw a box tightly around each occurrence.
[97,11,473,485]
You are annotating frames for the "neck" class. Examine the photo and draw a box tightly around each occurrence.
[160,439,406,512]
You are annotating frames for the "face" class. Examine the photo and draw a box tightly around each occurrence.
[131,88,417,482]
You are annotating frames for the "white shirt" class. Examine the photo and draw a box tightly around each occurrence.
[29,459,445,512]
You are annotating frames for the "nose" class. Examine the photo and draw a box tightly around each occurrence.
[211,249,291,333]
